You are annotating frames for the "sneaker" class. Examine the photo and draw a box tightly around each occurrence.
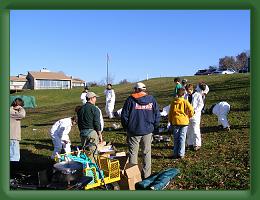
[179,155,185,159]
[163,136,171,142]
[193,146,201,151]
[224,127,231,132]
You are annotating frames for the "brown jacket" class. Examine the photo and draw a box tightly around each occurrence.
[10,106,26,140]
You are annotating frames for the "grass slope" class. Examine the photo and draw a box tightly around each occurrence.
[12,73,250,190]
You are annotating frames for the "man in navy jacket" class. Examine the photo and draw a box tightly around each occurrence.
[121,82,160,179]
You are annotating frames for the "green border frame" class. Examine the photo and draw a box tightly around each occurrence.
[0,0,257,199]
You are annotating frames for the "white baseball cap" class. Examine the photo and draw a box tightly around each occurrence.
[86,92,99,98]
[134,82,146,89]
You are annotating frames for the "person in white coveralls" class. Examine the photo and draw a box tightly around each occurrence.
[49,116,77,159]
[80,86,89,104]
[209,101,231,131]
[186,83,206,151]
[196,81,209,113]
[104,84,116,118]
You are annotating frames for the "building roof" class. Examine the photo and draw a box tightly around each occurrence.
[72,78,85,83]
[28,71,72,80]
[10,76,27,82]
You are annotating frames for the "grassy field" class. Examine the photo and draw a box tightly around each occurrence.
[12,73,250,190]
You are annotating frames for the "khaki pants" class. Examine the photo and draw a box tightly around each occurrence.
[127,133,153,179]
[80,129,99,163]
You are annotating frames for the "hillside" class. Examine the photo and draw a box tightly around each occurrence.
[12,73,250,190]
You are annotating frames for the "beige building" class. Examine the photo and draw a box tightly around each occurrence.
[27,70,72,90]
[10,74,29,91]
[71,77,86,87]
[10,69,86,90]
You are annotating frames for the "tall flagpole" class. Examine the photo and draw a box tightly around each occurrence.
[106,53,109,85]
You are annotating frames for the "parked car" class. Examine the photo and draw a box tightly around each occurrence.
[194,69,216,75]
[239,67,250,73]
[212,68,236,75]
[195,69,208,75]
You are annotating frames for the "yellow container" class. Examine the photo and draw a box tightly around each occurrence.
[54,152,121,190]
[84,156,120,190]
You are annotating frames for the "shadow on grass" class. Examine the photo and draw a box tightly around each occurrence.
[201,124,250,134]
[14,149,54,175]
[230,124,250,129]
[20,138,53,151]
[151,154,172,159]
[105,130,126,135]
[201,125,222,134]
[108,142,127,149]
[33,123,54,127]
[230,107,250,112]
[151,143,172,150]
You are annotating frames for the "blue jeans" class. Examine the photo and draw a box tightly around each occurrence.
[172,125,188,157]
[10,140,20,161]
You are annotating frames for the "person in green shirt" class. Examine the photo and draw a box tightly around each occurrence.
[173,77,182,97]
[76,92,103,161]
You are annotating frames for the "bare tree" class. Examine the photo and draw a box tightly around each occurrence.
[236,52,248,69]
[104,73,115,85]
[119,79,130,85]
[219,56,236,70]
[218,50,250,71]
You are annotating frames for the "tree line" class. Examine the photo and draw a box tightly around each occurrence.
[210,50,250,71]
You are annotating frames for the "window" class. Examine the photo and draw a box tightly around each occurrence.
[36,80,70,89]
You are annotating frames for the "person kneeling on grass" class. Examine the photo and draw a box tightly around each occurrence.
[49,116,77,159]
[168,88,194,159]
[209,101,231,131]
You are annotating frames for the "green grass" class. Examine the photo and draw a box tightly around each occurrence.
[13,73,250,190]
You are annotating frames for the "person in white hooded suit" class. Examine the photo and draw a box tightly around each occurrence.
[104,84,116,118]
[209,101,231,131]
[49,116,77,159]
[186,83,206,151]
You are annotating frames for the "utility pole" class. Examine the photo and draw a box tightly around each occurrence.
[106,53,109,85]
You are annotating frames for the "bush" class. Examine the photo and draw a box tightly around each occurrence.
[119,79,130,85]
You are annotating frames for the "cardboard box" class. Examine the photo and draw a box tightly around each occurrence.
[114,156,142,190]
[110,151,126,158]
[98,143,116,157]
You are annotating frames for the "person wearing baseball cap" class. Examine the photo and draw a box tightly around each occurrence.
[133,82,146,90]
[121,82,161,179]
[76,91,102,161]
[86,91,99,99]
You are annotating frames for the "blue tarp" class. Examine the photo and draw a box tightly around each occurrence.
[135,168,180,190]
[10,95,37,108]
